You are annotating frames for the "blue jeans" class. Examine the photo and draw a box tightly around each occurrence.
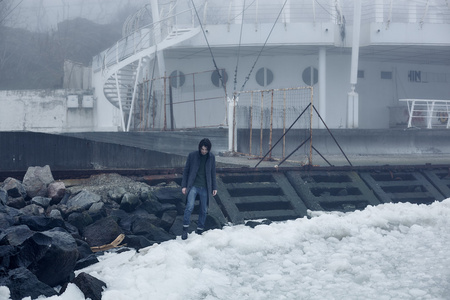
[183,186,208,230]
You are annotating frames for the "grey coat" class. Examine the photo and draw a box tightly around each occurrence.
[181,150,217,205]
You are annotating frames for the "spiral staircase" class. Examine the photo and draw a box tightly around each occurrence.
[99,6,201,131]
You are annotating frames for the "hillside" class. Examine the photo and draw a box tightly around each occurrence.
[0,18,122,90]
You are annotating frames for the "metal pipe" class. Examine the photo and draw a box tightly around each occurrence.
[260,91,264,157]
[269,90,274,159]
[249,92,253,155]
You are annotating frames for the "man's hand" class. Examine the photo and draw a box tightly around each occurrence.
[182,187,187,195]
[212,190,217,196]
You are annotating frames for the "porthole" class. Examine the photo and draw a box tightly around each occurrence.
[302,67,318,86]
[211,69,228,87]
[256,67,274,87]
[169,70,185,88]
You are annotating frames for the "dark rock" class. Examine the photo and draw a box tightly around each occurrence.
[82,217,123,247]
[132,215,159,235]
[31,196,52,208]
[0,212,14,230]
[108,186,126,203]
[144,224,175,243]
[20,203,44,216]
[88,202,106,221]
[154,187,183,204]
[0,188,7,205]
[139,187,156,202]
[66,190,101,213]
[6,197,26,209]
[25,230,78,287]
[0,267,57,300]
[139,199,163,214]
[169,216,186,236]
[47,181,66,204]
[0,245,15,271]
[76,238,94,260]
[22,165,55,198]
[245,219,273,228]
[124,235,153,249]
[72,272,106,300]
[0,225,33,246]
[160,210,177,231]
[120,192,141,213]
[48,209,63,219]
[2,177,27,198]
[67,211,93,233]
[18,215,65,231]
[74,254,99,271]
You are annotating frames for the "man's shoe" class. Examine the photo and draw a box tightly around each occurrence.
[182,228,188,240]
[195,229,203,235]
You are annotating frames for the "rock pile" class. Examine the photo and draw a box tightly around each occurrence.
[0,166,223,300]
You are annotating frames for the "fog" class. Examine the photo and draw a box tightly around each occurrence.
[3,0,149,31]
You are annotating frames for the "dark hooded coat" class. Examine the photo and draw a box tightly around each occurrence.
[181,150,217,206]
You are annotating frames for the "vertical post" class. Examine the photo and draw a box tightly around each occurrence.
[193,73,197,128]
[249,92,253,155]
[260,91,264,157]
[227,96,238,152]
[319,47,326,129]
[115,72,126,131]
[163,74,167,130]
[309,87,314,165]
[283,90,286,158]
[269,90,274,159]
[347,0,361,128]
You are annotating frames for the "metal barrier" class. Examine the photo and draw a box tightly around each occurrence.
[400,99,450,129]
[130,69,228,131]
[235,87,313,160]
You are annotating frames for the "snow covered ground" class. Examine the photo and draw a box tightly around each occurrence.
[2,199,450,300]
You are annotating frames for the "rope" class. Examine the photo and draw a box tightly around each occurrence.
[237,0,289,96]
[233,0,246,96]
[190,0,228,98]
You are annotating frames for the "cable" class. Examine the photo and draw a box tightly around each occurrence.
[0,0,24,24]
[237,0,288,95]
[190,0,228,98]
[233,0,246,95]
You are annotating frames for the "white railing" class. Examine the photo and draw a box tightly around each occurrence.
[400,99,450,129]
[92,0,450,72]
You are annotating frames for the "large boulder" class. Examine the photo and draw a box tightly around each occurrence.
[0,188,8,205]
[72,272,107,300]
[2,177,27,199]
[120,192,141,213]
[22,230,78,287]
[18,215,65,231]
[22,165,55,198]
[82,216,123,247]
[47,181,66,204]
[66,190,101,213]
[0,267,57,300]
[31,196,52,209]
[0,225,34,246]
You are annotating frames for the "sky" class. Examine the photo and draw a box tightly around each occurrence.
[1,198,449,300]
[3,0,149,31]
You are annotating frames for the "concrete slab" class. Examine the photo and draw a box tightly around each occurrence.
[359,171,445,204]
[286,171,380,212]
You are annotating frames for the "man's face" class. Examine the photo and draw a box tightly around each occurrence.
[200,146,209,156]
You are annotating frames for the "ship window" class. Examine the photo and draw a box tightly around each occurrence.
[256,67,274,86]
[381,71,392,80]
[302,67,318,86]
[211,69,228,87]
[169,70,185,88]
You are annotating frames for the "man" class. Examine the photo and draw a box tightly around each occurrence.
[181,138,217,240]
